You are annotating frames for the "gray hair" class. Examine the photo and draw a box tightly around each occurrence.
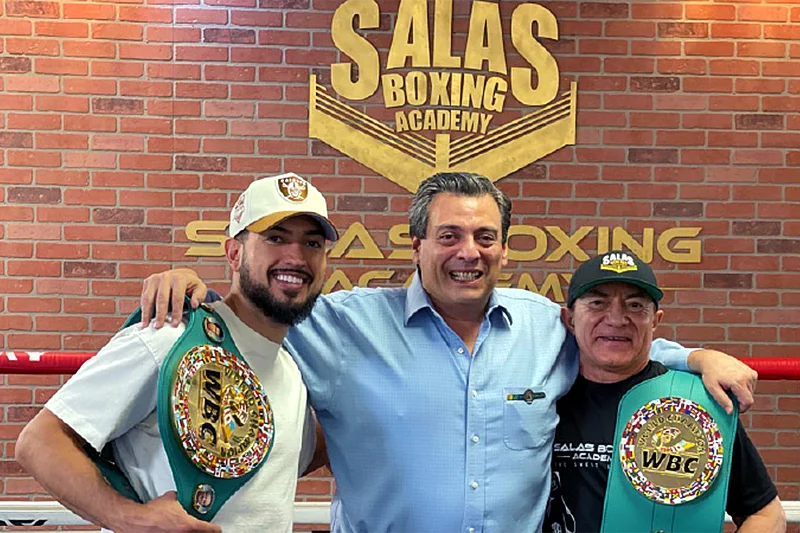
[409,172,512,244]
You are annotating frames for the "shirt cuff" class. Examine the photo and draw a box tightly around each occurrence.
[650,338,693,372]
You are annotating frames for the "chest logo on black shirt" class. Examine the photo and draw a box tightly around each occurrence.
[619,397,724,505]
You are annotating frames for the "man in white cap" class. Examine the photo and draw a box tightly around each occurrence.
[16,173,338,533]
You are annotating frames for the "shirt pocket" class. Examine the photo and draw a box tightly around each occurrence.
[503,387,552,450]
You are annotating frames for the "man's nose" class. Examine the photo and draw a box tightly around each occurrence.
[456,236,480,261]
[281,241,308,263]
[604,298,628,325]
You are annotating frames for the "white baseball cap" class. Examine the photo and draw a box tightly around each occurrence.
[228,173,338,241]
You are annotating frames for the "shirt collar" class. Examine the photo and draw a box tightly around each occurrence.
[404,273,513,327]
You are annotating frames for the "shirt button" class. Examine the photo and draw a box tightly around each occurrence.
[468,529,475,533]
[470,481,479,489]
[471,435,479,443]
[457,347,465,354]
[471,390,478,398]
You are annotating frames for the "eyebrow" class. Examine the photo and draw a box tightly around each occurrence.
[435,224,499,235]
[267,225,325,237]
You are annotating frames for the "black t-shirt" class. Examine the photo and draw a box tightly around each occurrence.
[543,361,778,533]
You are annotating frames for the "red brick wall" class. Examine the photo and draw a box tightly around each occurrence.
[1,0,798,527]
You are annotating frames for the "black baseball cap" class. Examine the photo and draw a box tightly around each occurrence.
[567,251,663,307]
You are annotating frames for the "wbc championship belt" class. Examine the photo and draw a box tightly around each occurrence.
[601,371,738,533]
[116,300,274,520]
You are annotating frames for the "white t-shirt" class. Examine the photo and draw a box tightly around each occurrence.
[46,301,315,533]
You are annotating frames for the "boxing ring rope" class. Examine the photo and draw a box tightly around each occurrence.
[0,500,331,529]
[1,351,799,528]
[11,501,800,530]
[2,351,800,378]
[0,351,800,380]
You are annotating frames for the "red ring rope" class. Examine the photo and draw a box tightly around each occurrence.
[0,352,95,374]
[0,351,798,379]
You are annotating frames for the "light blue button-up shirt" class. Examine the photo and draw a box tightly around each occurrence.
[284,276,691,533]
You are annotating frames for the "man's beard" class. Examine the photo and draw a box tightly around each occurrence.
[239,258,320,326]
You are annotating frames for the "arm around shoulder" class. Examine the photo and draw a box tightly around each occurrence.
[686,348,757,414]
[140,267,207,328]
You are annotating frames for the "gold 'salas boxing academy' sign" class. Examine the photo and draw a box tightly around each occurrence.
[185,222,703,300]
[182,1,704,297]
[309,0,577,192]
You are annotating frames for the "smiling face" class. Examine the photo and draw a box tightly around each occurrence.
[563,281,664,383]
[412,193,508,320]
[232,215,327,326]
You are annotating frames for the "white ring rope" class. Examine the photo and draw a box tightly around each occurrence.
[0,500,798,528]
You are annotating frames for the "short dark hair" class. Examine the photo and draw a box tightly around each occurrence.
[409,172,512,244]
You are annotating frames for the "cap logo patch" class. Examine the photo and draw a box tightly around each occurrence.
[600,252,638,274]
[232,193,246,224]
[277,175,308,203]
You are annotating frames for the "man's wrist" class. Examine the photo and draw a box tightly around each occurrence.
[105,498,145,532]
[687,349,704,372]
[687,348,722,374]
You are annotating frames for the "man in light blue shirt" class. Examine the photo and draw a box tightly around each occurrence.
[142,173,756,533]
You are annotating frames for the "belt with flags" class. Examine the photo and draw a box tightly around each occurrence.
[96,300,275,520]
[601,370,738,533]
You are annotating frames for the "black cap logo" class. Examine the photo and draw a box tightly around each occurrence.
[600,252,638,274]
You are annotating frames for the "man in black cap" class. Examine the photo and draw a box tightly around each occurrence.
[544,250,785,533]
